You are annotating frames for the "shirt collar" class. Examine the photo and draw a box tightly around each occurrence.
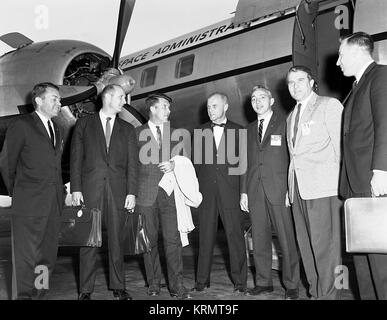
[99,109,116,121]
[35,110,51,125]
[148,120,165,133]
[258,110,273,122]
[295,91,314,111]
[213,118,227,125]
[355,59,374,83]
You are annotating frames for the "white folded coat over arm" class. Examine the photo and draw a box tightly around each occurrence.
[158,155,202,246]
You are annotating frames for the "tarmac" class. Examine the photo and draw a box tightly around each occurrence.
[0,208,358,301]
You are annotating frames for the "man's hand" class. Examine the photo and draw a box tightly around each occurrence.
[158,160,175,173]
[285,191,291,207]
[371,170,387,197]
[240,193,249,213]
[125,194,136,212]
[72,191,84,206]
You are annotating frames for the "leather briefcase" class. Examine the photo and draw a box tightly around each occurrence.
[344,197,387,253]
[244,226,253,267]
[123,211,151,255]
[59,205,102,247]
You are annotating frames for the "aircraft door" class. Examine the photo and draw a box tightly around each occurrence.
[354,0,387,65]
[292,0,319,88]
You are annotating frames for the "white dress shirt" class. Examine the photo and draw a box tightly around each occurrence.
[257,110,273,142]
[148,120,164,142]
[35,111,55,145]
[290,91,314,143]
[99,110,116,135]
[212,118,227,149]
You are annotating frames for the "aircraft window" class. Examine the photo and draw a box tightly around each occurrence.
[175,55,195,78]
[140,66,158,87]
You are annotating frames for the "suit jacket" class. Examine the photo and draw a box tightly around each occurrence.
[1,112,64,216]
[70,113,138,209]
[241,110,288,205]
[340,62,387,196]
[287,92,343,200]
[193,120,243,209]
[135,122,184,207]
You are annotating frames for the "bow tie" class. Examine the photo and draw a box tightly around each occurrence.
[211,122,225,128]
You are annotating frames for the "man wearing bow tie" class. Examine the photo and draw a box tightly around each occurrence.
[337,32,387,300]
[240,85,300,299]
[286,66,344,300]
[1,82,64,299]
[192,92,247,294]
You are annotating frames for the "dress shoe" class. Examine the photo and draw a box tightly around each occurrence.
[170,287,192,300]
[285,288,299,300]
[78,292,92,300]
[233,286,247,294]
[113,289,133,300]
[246,285,274,296]
[191,283,210,292]
[147,287,160,297]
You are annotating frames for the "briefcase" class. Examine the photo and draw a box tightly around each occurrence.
[244,226,254,267]
[344,197,387,253]
[123,211,151,255]
[59,205,102,247]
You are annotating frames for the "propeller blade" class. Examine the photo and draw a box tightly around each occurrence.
[112,0,136,68]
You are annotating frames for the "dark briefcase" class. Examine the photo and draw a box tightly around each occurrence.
[244,226,253,267]
[59,205,102,247]
[344,197,387,253]
[123,211,151,255]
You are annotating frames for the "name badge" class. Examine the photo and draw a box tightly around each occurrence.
[301,123,312,136]
[271,135,281,146]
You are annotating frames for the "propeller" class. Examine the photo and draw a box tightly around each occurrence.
[112,0,136,69]
[94,0,137,95]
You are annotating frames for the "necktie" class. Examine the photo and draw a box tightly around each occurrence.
[47,120,55,148]
[342,80,358,105]
[156,125,162,148]
[292,103,302,147]
[105,117,111,151]
[258,119,264,143]
[211,122,225,128]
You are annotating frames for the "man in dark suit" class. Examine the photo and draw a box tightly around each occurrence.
[192,92,247,293]
[240,85,300,299]
[0,82,63,299]
[135,92,191,300]
[70,84,138,300]
[337,32,387,300]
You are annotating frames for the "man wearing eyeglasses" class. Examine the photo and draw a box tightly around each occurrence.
[240,85,300,299]
[1,82,64,299]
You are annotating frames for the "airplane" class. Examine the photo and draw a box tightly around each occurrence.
[120,0,387,132]
[0,0,386,199]
[0,0,146,195]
